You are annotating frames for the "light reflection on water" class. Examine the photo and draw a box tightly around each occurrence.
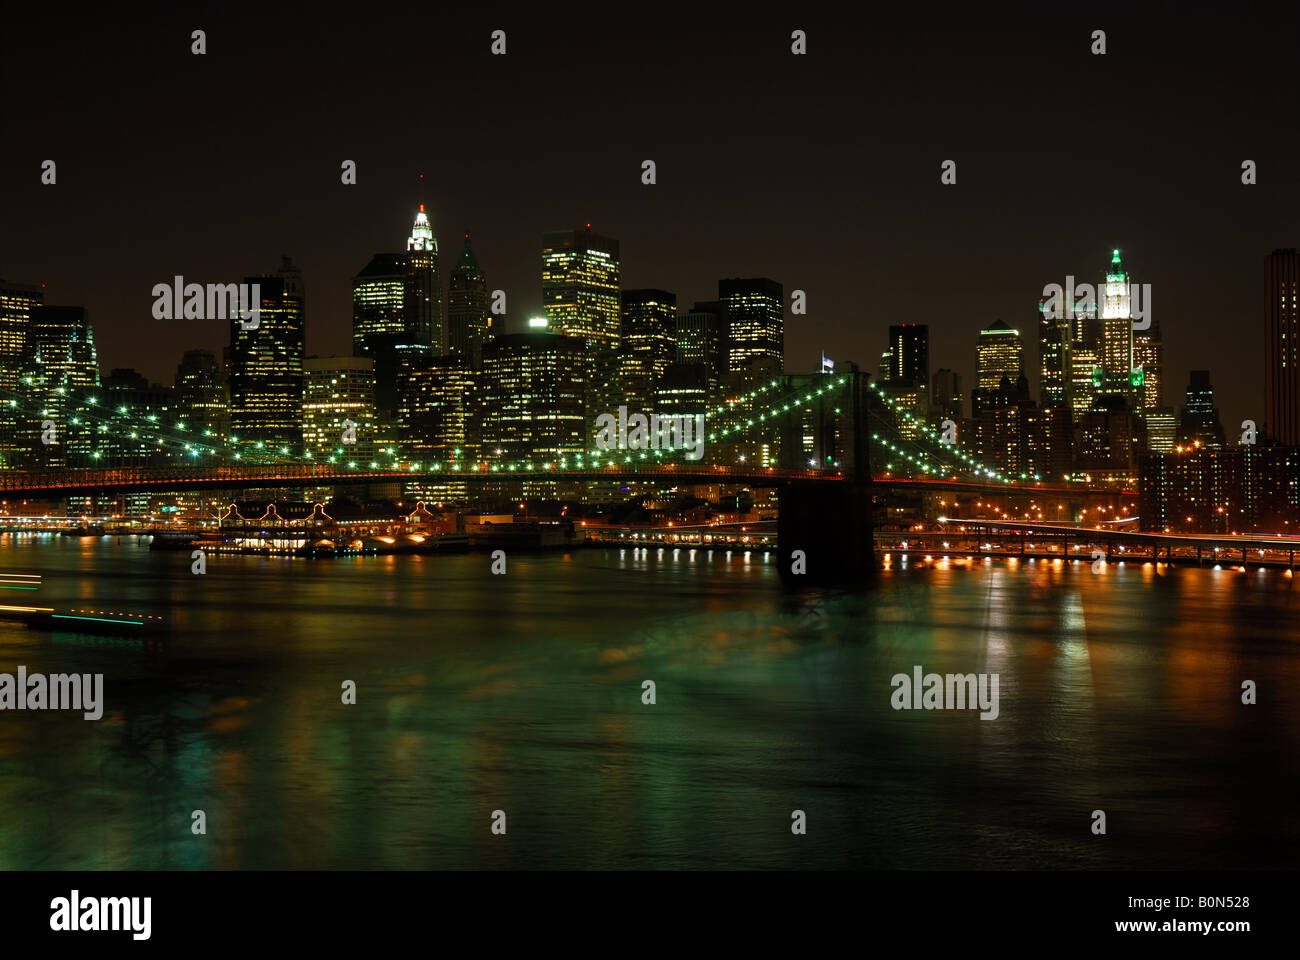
[0,535,1296,869]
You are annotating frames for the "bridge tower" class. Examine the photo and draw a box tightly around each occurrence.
[777,369,877,584]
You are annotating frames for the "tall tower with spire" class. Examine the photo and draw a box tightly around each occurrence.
[447,233,490,367]
[406,204,442,354]
[1099,248,1136,403]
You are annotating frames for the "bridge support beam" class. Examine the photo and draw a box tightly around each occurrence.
[777,480,876,584]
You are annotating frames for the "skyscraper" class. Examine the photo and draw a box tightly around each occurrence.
[353,253,407,416]
[228,257,305,451]
[406,205,441,353]
[26,304,101,468]
[446,233,490,367]
[541,227,621,351]
[353,208,439,418]
[931,368,963,421]
[0,281,43,467]
[1077,394,1144,484]
[975,320,1022,390]
[1070,342,1102,423]
[78,369,175,466]
[399,356,475,503]
[617,289,677,409]
[675,301,725,396]
[1178,370,1226,450]
[1038,294,1071,410]
[887,324,930,389]
[972,320,1022,416]
[480,332,587,498]
[1145,406,1177,453]
[1133,315,1163,412]
[1266,248,1300,444]
[720,277,783,374]
[302,356,376,461]
[174,349,229,440]
[1099,249,1137,405]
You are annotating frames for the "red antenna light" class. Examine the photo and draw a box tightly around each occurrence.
[419,204,425,213]
[586,222,591,230]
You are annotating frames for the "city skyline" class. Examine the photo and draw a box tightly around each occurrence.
[1,220,1287,442]
[3,10,1298,439]
[2,7,1299,906]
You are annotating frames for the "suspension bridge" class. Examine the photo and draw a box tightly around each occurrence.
[0,371,1130,581]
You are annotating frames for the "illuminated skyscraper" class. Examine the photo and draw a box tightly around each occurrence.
[1145,405,1177,453]
[406,205,441,353]
[541,227,621,351]
[0,281,43,467]
[1038,294,1071,410]
[966,373,1031,475]
[1070,344,1102,423]
[75,369,176,467]
[975,320,1022,390]
[26,304,101,469]
[174,349,229,440]
[353,207,440,418]
[1077,394,1144,484]
[720,277,783,373]
[972,320,1022,416]
[302,356,376,461]
[481,332,587,498]
[399,356,474,502]
[887,324,929,390]
[447,233,490,367]
[228,257,305,451]
[1099,250,1137,404]
[617,289,677,409]
[353,254,406,341]
[1266,248,1300,444]
[655,363,710,418]
[1133,315,1163,412]
[675,301,725,389]
[352,252,406,416]
[882,324,930,428]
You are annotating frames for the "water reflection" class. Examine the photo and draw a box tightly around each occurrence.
[0,536,1296,869]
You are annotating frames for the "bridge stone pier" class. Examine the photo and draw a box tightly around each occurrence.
[775,369,877,585]
[777,479,876,584]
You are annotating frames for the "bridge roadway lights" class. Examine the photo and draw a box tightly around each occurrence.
[777,480,877,585]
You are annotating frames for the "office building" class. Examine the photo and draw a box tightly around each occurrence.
[541,227,621,352]
[720,277,783,373]
[228,257,305,451]
[1266,249,1300,444]
[446,233,490,367]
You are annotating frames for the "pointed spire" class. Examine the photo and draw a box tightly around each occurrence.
[408,206,435,253]
[1107,247,1126,281]
[455,232,480,271]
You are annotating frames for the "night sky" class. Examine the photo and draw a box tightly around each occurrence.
[3,5,1297,434]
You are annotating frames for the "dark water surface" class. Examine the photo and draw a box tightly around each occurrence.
[0,535,1296,869]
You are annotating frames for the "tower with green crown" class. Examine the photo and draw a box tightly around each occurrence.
[446,233,490,368]
[1098,248,1141,405]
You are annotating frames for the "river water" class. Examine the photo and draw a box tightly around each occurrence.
[0,536,1296,869]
